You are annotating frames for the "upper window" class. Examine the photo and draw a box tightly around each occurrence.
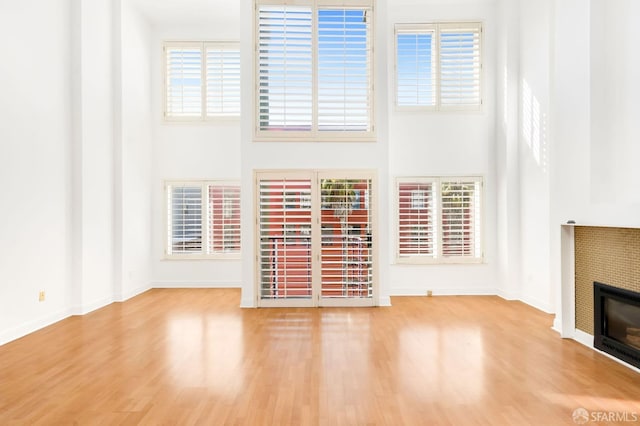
[166,181,241,259]
[255,0,374,140]
[396,177,482,263]
[164,42,240,120]
[395,23,482,111]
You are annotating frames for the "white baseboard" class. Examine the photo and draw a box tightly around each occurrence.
[391,287,499,296]
[71,295,115,316]
[496,289,520,301]
[240,295,256,308]
[0,308,72,347]
[519,294,553,314]
[114,284,151,302]
[377,296,392,306]
[551,317,563,335]
[151,280,242,289]
[573,329,640,374]
[574,328,593,347]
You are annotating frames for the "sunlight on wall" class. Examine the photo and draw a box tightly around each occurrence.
[522,78,548,172]
[503,65,509,128]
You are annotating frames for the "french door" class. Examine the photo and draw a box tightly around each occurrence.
[256,170,376,307]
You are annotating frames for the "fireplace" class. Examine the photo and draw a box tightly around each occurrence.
[594,282,640,369]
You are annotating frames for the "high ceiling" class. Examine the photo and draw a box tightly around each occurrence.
[129,0,241,26]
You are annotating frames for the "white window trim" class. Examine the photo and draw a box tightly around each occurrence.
[395,176,484,264]
[163,41,241,122]
[253,0,376,142]
[164,180,241,260]
[394,22,483,112]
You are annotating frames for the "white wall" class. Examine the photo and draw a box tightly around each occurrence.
[516,0,552,312]
[117,0,153,300]
[590,0,640,206]
[71,0,116,314]
[549,0,640,328]
[150,22,243,288]
[386,0,499,296]
[495,0,521,303]
[0,0,74,344]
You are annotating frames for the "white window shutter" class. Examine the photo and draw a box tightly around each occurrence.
[258,177,314,299]
[439,23,482,108]
[398,181,436,257]
[440,179,481,258]
[165,46,203,117]
[396,28,436,107]
[317,8,372,132]
[206,45,241,117]
[168,184,203,254]
[208,184,241,254]
[257,6,313,131]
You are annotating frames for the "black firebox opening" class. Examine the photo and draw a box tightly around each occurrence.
[594,282,640,369]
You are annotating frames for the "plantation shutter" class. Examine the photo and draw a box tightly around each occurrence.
[395,27,436,107]
[165,46,202,117]
[440,178,481,258]
[168,184,203,254]
[206,45,241,117]
[208,184,241,254]
[439,23,482,108]
[319,177,373,299]
[258,177,313,299]
[397,180,435,257]
[317,8,372,131]
[257,5,313,131]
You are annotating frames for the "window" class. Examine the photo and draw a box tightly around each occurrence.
[164,42,240,120]
[397,177,482,263]
[166,181,241,258]
[395,23,482,110]
[255,0,374,140]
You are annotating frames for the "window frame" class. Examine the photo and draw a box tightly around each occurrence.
[394,22,483,112]
[165,180,241,260]
[163,41,241,122]
[254,0,375,142]
[395,176,483,264]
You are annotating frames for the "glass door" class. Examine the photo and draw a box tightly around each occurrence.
[256,171,376,307]
[319,173,374,307]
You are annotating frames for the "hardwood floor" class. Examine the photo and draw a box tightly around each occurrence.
[1,289,639,425]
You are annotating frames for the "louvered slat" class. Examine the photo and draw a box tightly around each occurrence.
[258,178,313,299]
[439,24,481,107]
[440,179,481,258]
[257,6,313,131]
[206,46,241,117]
[166,47,202,117]
[168,185,203,254]
[320,178,373,298]
[396,29,436,107]
[317,8,372,132]
[208,184,241,254]
[397,181,435,257]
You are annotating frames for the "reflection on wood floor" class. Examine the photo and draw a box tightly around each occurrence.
[1,288,639,425]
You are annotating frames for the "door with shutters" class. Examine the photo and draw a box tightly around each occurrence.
[256,171,376,307]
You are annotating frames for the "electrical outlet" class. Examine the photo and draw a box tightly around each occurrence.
[426,290,433,297]
[38,291,45,302]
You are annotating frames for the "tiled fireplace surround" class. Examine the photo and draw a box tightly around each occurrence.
[559,225,640,371]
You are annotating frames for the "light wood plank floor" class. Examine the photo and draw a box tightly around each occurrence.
[1,289,639,425]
